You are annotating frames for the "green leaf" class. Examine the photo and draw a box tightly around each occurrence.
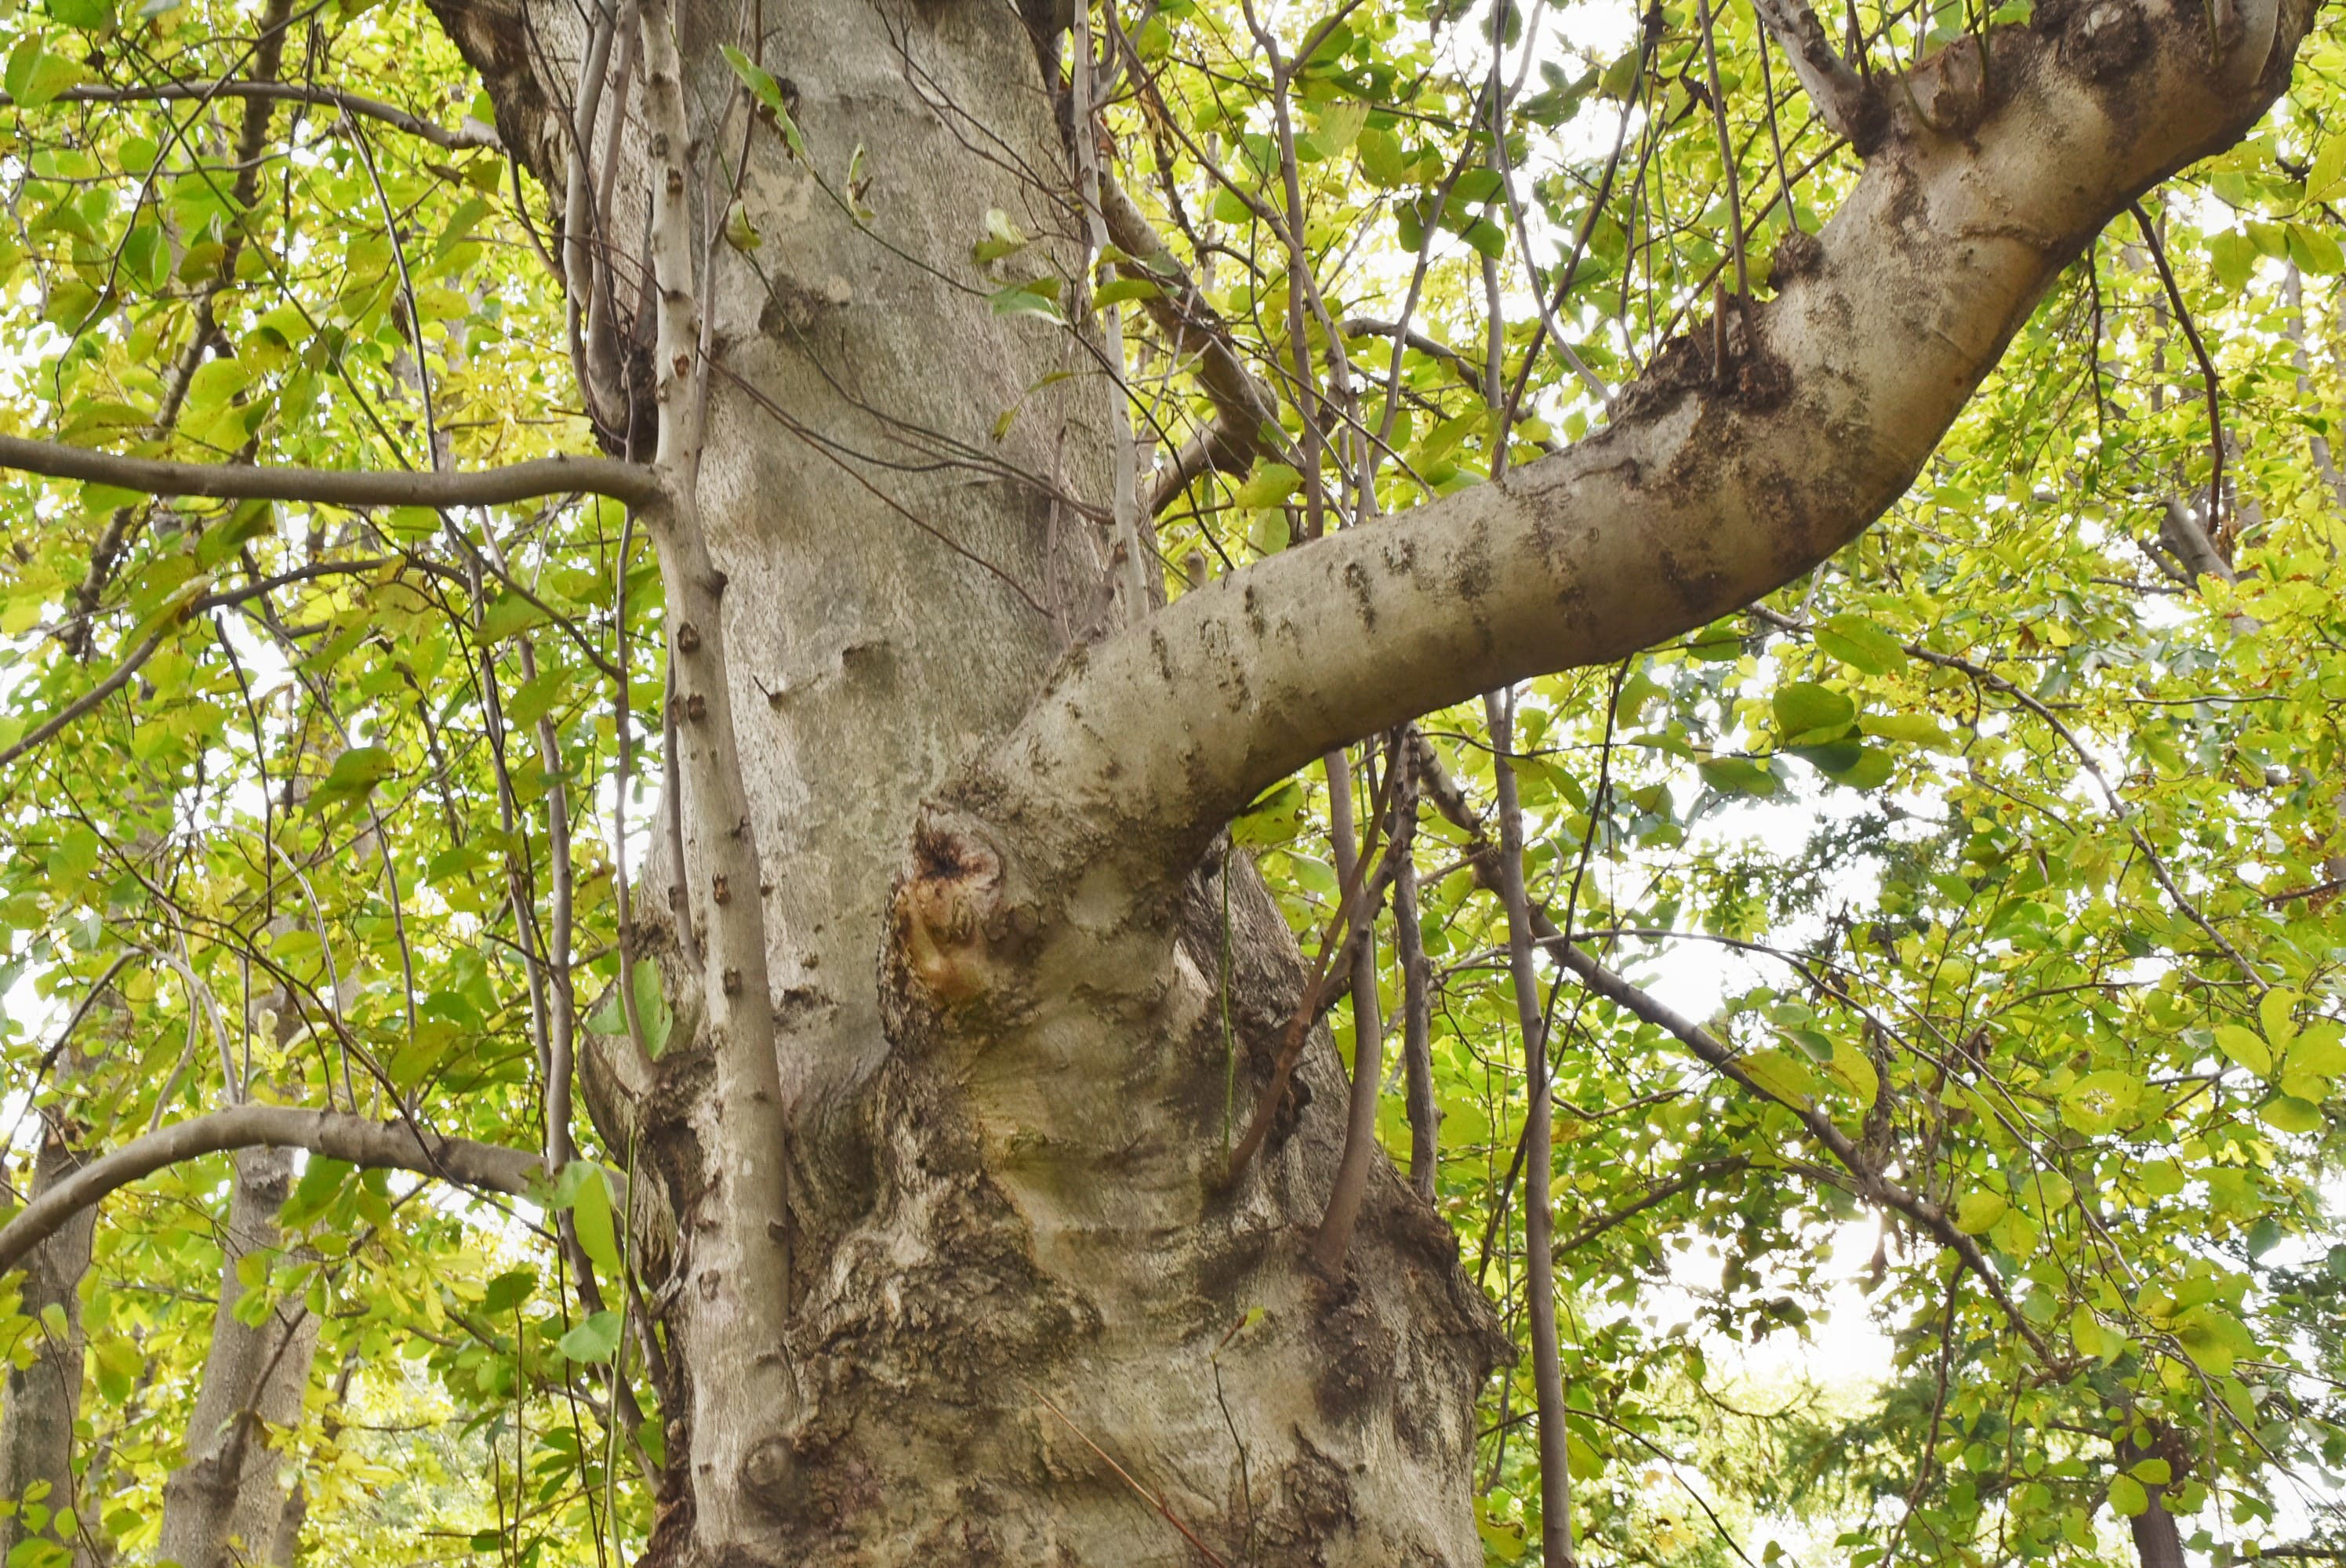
[2259,987,2303,1047]
[721,44,804,158]
[1304,101,1367,160]
[1772,681,1857,744]
[2213,1024,2273,1077]
[2312,134,2346,200]
[1234,463,1303,509]
[2172,1303,2254,1374]
[504,668,568,728]
[1814,613,1907,673]
[568,1163,623,1283]
[988,278,1066,325]
[5,35,83,107]
[1860,712,1952,750]
[310,745,397,807]
[2207,228,2257,293]
[479,594,550,643]
[557,1309,624,1364]
[2289,223,2344,276]
[1091,276,1160,308]
[2260,1094,2324,1134]
[1698,757,1779,798]
[480,1268,536,1316]
[2107,1473,2148,1518]
[1816,746,1893,789]
[1953,1191,2009,1235]
[92,1336,142,1403]
[1356,125,1413,187]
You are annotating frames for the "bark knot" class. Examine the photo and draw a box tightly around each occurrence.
[1903,33,1989,136]
[894,819,1009,1008]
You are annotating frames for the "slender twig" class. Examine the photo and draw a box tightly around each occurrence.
[2130,200,2227,547]
[1034,1392,1233,1568]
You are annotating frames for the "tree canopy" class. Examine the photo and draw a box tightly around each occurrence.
[5,0,2346,1563]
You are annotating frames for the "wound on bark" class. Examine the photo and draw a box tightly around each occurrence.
[893,823,1008,1008]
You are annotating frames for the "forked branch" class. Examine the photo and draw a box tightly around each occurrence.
[963,0,2304,902]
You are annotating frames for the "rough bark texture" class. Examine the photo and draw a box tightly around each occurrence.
[156,1147,319,1568]
[408,0,2321,1561]
[0,1112,96,1566]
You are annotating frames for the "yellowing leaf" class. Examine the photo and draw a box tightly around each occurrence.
[2259,1094,2324,1134]
[2213,1024,2272,1077]
[1234,463,1303,509]
[1828,1038,1879,1103]
[2259,987,2303,1047]
[1738,1047,1818,1107]
[2060,1069,2138,1136]
[1953,1191,2009,1235]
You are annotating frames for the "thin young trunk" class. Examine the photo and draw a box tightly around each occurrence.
[156,1147,320,1568]
[2117,1428,2187,1568]
[1393,771,1440,1199]
[1310,745,1392,1274]
[0,1109,98,1567]
[2281,261,2346,513]
[1484,689,1575,1566]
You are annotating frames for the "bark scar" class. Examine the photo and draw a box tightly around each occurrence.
[894,820,1007,1007]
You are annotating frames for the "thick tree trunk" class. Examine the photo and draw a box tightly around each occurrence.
[156,1147,319,1568]
[412,0,2317,1561]
[430,4,1502,1561]
[0,1109,97,1567]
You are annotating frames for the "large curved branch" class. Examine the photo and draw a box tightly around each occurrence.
[957,0,2307,895]
[0,437,664,510]
[0,1105,543,1276]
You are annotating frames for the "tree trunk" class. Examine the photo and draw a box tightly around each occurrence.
[405,0,2316,1562]
[0,1106,97,1568]
[156,1146,320,1568]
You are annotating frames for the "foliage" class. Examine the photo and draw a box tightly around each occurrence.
[4,0,2346,1563]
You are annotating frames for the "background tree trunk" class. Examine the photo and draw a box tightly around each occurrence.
[155,1146,319,1568]
[0,1103,97,1568]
